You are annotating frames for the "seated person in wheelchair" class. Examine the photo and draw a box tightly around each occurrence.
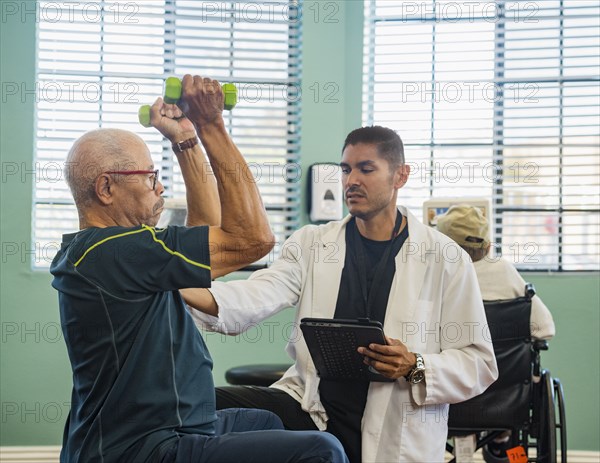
[437,205,556,461]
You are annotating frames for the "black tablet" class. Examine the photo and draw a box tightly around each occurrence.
[300,318,394,382]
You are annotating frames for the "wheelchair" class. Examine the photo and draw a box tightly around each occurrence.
[446,284,566,463]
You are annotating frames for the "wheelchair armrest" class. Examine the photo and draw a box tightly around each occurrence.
[532,340,548,377]
[533,339,549,351]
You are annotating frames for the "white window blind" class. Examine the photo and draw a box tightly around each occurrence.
[363,0,600,271]
[34,0,302,269]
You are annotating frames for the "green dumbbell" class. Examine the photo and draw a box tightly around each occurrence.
[138,77,238,128]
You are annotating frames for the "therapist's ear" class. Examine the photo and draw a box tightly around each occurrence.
[393,164,410,189]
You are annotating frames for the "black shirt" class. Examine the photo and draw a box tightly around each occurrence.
[318,213,408,463]
[50,225,213,463]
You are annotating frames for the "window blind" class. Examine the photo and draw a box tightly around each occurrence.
[34,0,302,268]
[363,0,599,271]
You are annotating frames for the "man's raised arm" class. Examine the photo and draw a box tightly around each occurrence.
[149,96,221,227]
[180,75,274,278]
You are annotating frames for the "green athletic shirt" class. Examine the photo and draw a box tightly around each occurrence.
[50,225,213,462]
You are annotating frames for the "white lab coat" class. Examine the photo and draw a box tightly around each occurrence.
[192,207,498,462]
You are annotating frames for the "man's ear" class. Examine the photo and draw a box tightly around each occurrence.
[393,164,410,189]
[95,174,114,205]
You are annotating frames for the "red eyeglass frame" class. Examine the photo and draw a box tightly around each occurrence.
[104,169,160,190]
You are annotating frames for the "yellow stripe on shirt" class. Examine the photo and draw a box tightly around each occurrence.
[141,224,211,270]
[73,225,211,271]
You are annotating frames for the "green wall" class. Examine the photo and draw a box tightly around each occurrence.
[1,0,598,452]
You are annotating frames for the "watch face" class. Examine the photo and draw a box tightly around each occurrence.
[411,370,425,384]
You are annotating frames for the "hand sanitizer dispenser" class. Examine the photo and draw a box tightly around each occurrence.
[308,163,343,222]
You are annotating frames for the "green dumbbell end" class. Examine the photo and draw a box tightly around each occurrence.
[222,83,238,111]
[138,105,151,128]
[164,77,183,104]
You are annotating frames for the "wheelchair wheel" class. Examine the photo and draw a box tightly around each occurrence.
[536,371,557,463]
[554,378,567,463]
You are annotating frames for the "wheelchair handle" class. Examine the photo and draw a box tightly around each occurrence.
[534,339,549,351]
[525,282,536,299]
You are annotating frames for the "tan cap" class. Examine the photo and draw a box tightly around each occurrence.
[436,205,490,248]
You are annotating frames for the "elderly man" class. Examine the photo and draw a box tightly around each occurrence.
[51,75,348,463]
[184,126,499,463]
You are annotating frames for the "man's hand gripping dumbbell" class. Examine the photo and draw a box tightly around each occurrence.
[138,76,238,128]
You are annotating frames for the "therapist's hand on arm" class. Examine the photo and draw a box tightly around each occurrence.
[358,336,417,380]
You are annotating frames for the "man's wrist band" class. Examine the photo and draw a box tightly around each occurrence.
[172,137,199,154]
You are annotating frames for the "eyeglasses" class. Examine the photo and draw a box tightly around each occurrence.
[104,169,160,190]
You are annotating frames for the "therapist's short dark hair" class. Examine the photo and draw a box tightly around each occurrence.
[342,126,405,169]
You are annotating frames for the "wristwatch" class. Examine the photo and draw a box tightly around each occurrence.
[405,353,426,384]
[172,137,199,154]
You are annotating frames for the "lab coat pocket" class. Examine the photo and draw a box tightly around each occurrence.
[398,402,448,462]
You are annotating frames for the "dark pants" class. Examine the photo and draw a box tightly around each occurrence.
[216,386,318,431]
[161,408,348,463]
[217,387,360,463]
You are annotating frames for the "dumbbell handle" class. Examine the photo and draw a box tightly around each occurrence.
[139,77,238,128]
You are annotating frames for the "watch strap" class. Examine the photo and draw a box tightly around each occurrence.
[172,137,199,154]
[405,352,425,382]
